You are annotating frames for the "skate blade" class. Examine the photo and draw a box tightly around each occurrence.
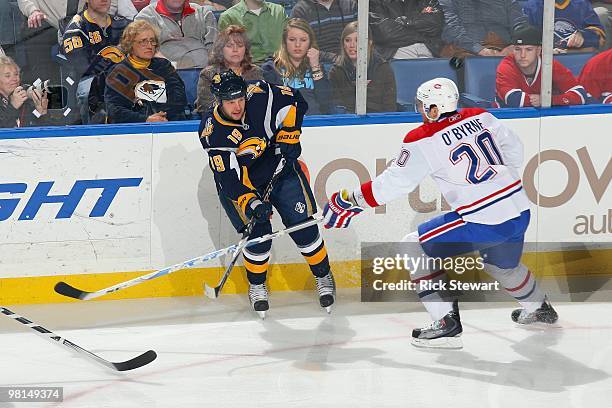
[325,306,332,314]
[411,335,463,350]
[256,310,266,320]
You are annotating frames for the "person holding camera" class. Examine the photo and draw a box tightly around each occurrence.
[0,56,52,128]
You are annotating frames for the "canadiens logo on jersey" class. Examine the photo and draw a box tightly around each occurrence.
[237,137,267,159]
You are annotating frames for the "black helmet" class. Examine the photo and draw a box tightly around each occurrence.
[210,70,247,101]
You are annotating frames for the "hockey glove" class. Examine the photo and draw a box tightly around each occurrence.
[275,127,302,160]
[323,189,364,229]
[244,196,272,224]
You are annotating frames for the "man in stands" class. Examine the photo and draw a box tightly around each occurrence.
[369,0,444,60]
[219,0,287,63]
[495,24,588,107]
[136,0,218,69]
[62,0,129,123]
[520,0,606,52]
[291,0,357,64]
[438,0,524,57]
[578,48,612,103]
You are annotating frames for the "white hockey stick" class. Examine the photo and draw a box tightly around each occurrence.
[54,216,323,301]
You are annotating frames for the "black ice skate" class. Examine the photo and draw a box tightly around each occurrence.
[511,299,558,325]
[411,304,463,349]
[248,282,269,319]
[315,271,336,313]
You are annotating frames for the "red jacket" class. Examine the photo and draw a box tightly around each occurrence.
[495,54,588,107]
[578,48,612,103]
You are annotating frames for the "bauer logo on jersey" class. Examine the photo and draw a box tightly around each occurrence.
[135,80,167,103]
[237,137,267,159]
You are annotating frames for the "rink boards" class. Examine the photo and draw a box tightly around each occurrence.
[0,107,610,304]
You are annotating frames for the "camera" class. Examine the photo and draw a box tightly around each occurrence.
[23,80,68,110]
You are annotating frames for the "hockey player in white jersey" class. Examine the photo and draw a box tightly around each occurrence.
[322,78,558,349]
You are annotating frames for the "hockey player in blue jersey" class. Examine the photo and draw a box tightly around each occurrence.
[199,70,335,318]
[323,77,558,349]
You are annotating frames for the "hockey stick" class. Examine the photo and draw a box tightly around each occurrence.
[54,216,323,301]
[204,158,286,299]
[0,307,157,371]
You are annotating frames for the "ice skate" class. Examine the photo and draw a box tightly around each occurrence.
[512,298,558,325]
[411,304,463,349]
[248,282,269,319]
[315,271,336,313]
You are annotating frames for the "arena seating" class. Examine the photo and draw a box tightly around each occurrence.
[390,58,459,112]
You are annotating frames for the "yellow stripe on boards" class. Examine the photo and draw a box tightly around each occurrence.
[1,249,610,305]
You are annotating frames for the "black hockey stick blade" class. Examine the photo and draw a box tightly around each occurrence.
[54,281,91,300]
[111,349,158,371]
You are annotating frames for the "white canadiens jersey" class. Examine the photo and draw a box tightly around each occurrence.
[356,108,530,225]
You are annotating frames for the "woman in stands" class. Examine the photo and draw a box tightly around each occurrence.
[105,20,187,123]
[196,25,263,114]
[262,18,331,115]
[0,56,51,128]
[329,21,397,113]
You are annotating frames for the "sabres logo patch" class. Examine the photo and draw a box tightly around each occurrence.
[201,117,213,139]
[212,74,222,84]
[246,84,265,95]
[237,137,267,159]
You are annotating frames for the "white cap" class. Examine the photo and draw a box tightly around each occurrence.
[415,78,459,119]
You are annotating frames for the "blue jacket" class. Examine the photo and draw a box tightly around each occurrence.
[520,0,605,49]
[105,57,187,123]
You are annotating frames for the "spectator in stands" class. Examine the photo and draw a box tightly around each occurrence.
[105,20,187,122]
[16,0,134,84]
[291,0,357,64]
[578,48,612,103]
[133,0,152,11]
[62,0,129,123]
[369,0,444,60]
[19,0,134,29]
[196,24,263,113]
[136,0,218,69]
[329,21,396,113]
[0,56,51,127]
[218,0,287,63]
[438,0,524,58]
[495,24,588,107]
[1,1,17,60]
[591,0,612,48]
[520,0,606,52]
[262,18,331,114]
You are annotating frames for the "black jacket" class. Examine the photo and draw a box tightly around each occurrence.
[0,94,52,128]
[104,57,187,123]
[369,0,444,60]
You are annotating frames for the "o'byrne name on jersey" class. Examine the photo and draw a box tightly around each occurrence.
[440,117,485,146]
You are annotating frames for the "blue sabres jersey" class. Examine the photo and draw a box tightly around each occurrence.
[199,80,308,209]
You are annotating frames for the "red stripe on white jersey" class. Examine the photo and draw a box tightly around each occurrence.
[455,180,522,214]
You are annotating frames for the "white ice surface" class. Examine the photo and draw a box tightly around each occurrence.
[1,290,611,408]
